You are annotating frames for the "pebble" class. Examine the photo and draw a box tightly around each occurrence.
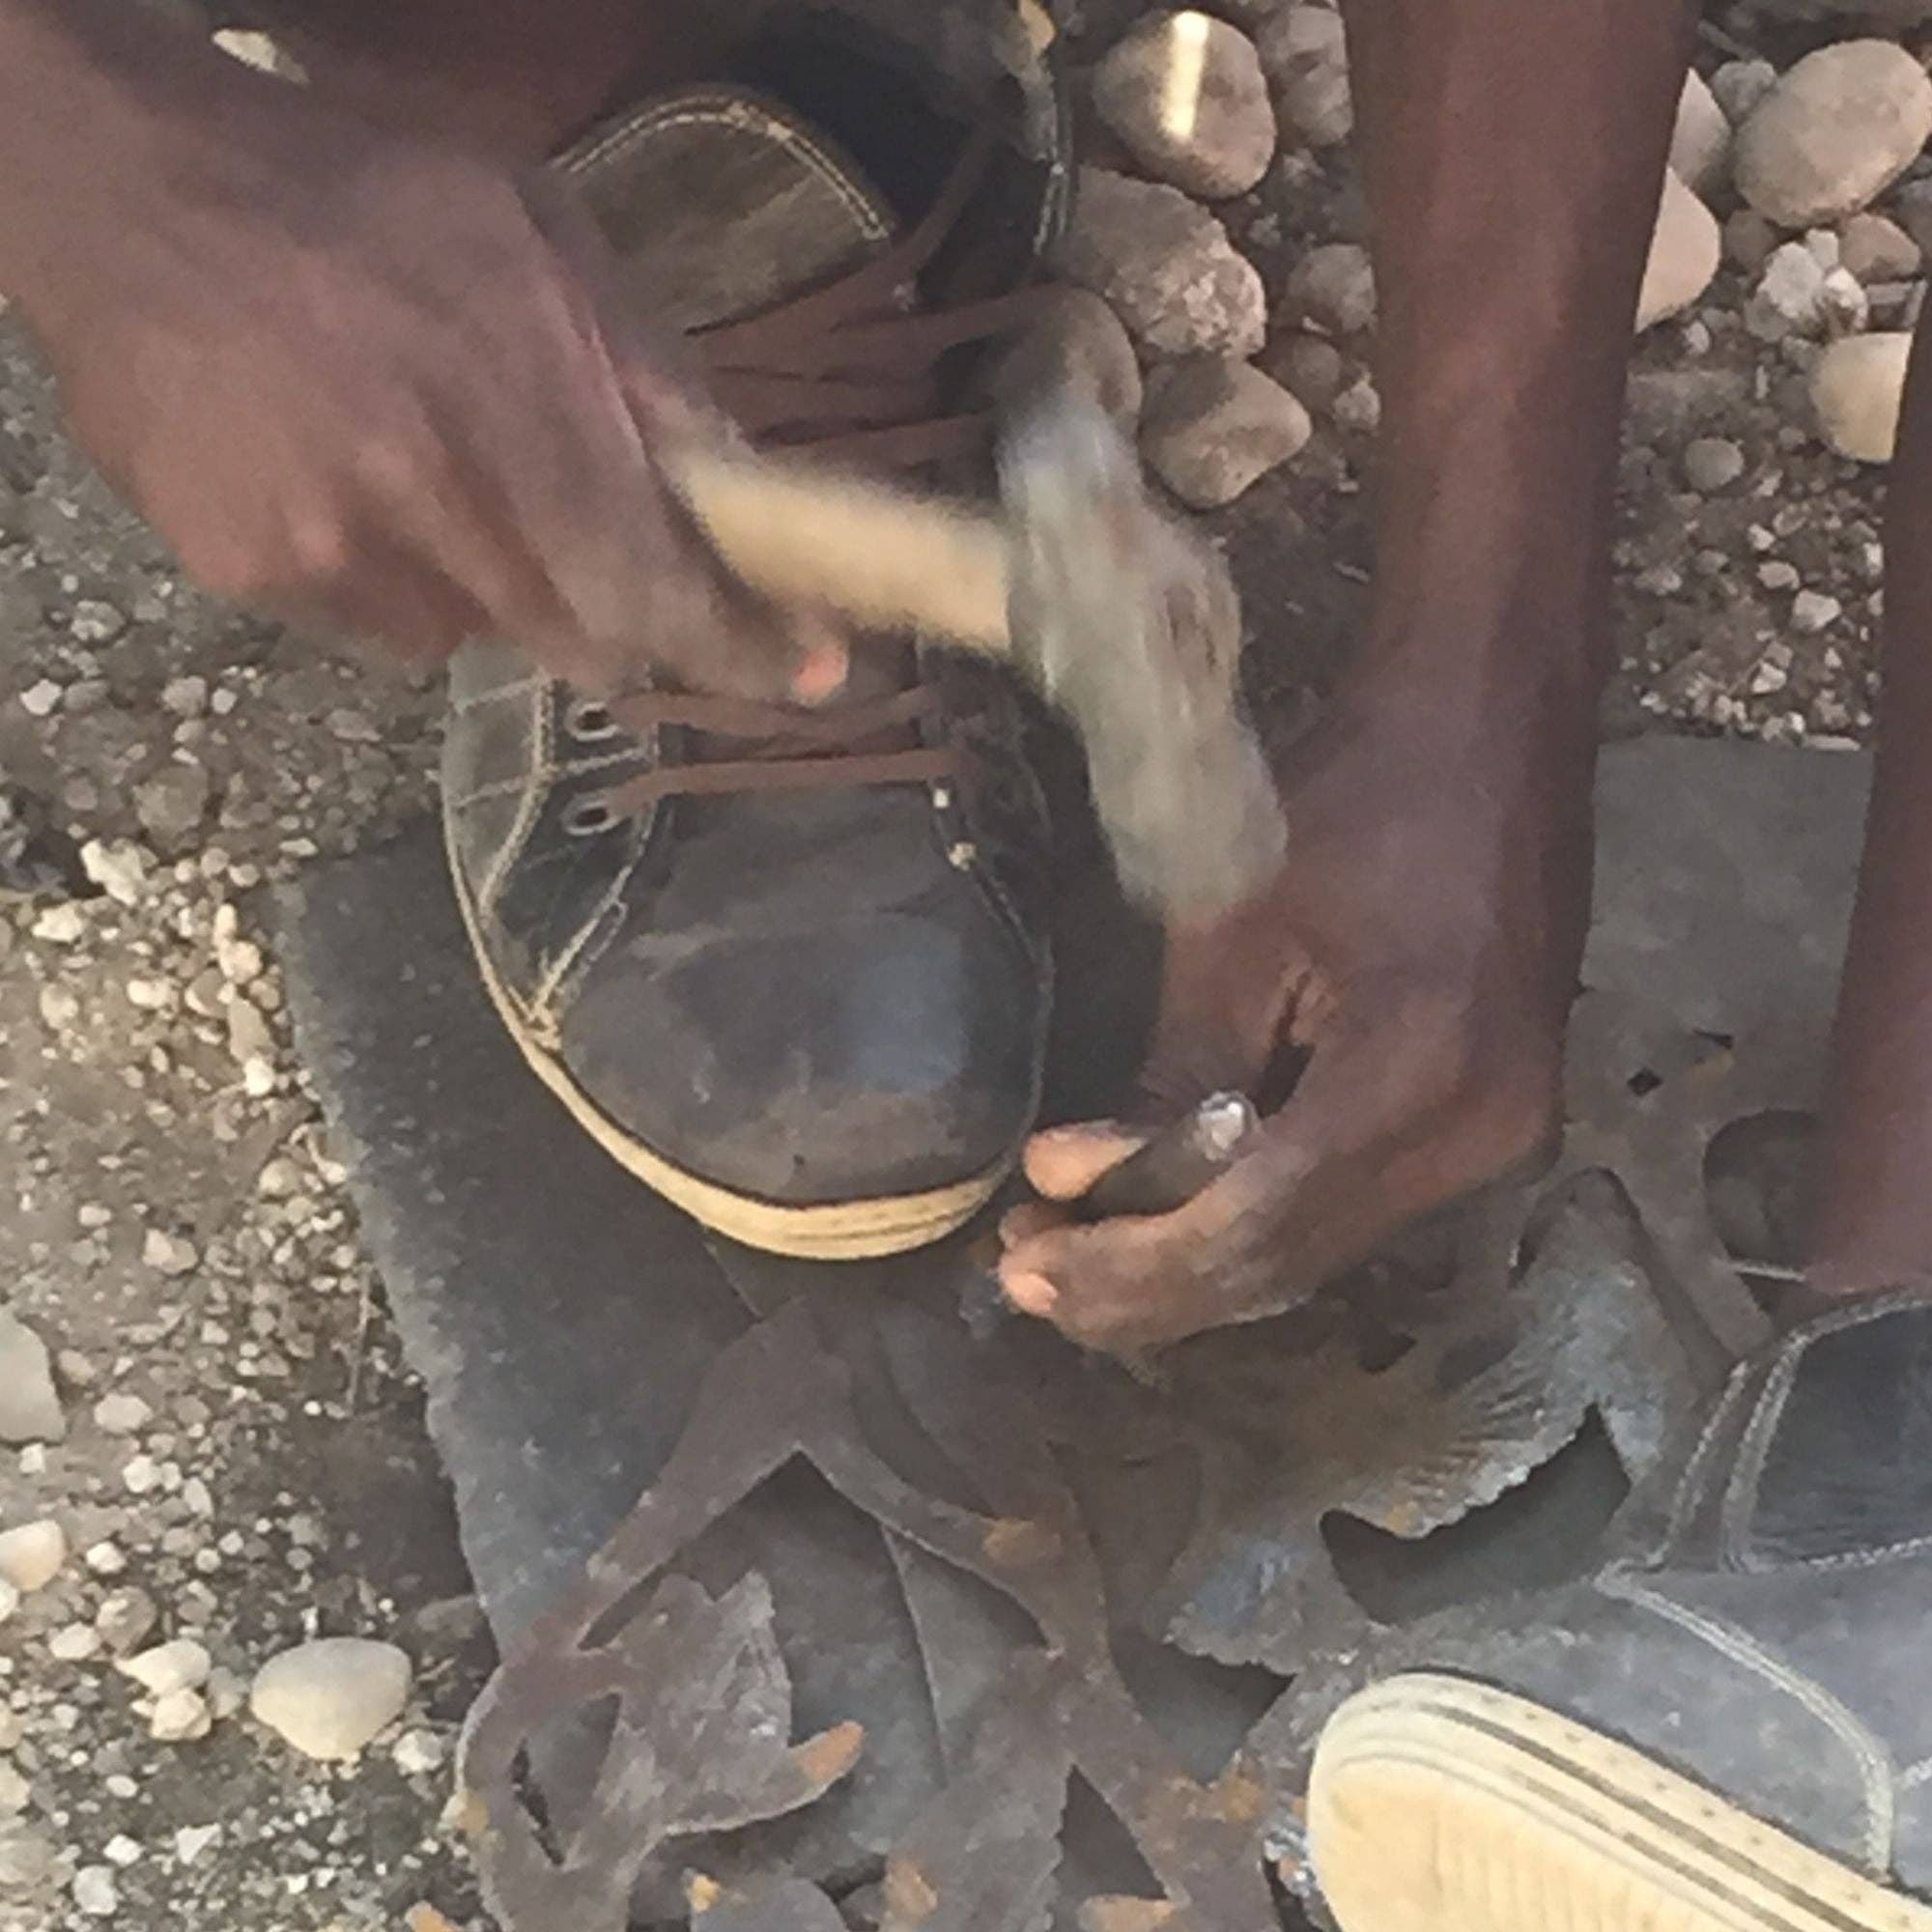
[1812,331,1912,461]
[1141,356,1313,507]
[1093,12,1277,199]
[213,26,307,81]
[1257,6,1351,149]
[31,903,86,946]
[92,1392,151,1436]
[1330,374,1381,434]
[159,676,209,720]
[0,1520,67,1593]
[1735,41,1932,228]
[0,1312,64,1444]
[134,763,213,853]
[72,1865,117,1917]
[141,1229,198,1278]
[1059,166,1267,357]
[1747,241,1866,339]
[989,288,1145,431]
[69,600,125,644]
[1670,70,1731,196]
[80,838,149,908]
[1684,437,1746,493]
[226,997,274,1066]
[1723,208,1779,274]
[392,1728,446,1776]
[18,680,60,719]
[1712,57,1776,127]
[248,1637,413,1761]
[119,1637,212,1697]
[175,1825,220,1865]
[0,1764,26,1815]
[95,1588,158,1657]
[102,1834,141,1869]
[38,985,79,1032]
[1638,173,1719,330]
[1839,211,1922,284]
[149,1688,213,1743]
[1264,331,1347,412]
[48,1623,103,1662]
[0,1579,17,1627]
[1792,589,1843,634]
[1286,242,1376,335]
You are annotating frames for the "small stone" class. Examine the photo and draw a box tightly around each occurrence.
[213,27,306,80]
[1759,560,1802,590]
[249,1637,413,1761]
[1747,240,1833,339]
[1792,589,1843,635]
[1638,172,1720,330]
[0,1765,25,1816]
[1093,11,1277,199]
[1671,70,1730,196]
[1684,437,1746,493]
[69,600,125,644]
[149,1689,213,1743]
[83,1541,125,1577]
[31,903,85,946]
[72,1865,117,1917]
[38,985,78,1032]
[1736,42,1932,228]
[1812,331,1913,461]
[226,998,274,1066]
[48,1622,102,1662]
[392,1728,446,1776]
[119,1638,212,1697]
[1059,167,1267,357]
[1329,374,1381,434]
[1712,57,1776,128]
[160,676,209,720]
[0,1520,66,1593]
[92,1393,151,1436]
[1285,242,1375,335]
[175,1826,220,1865]
[1257,6,1350,149]
[0,1821,55,1891]
[141,1229,198,1278]
[1724,208,1780,275]
[1264,331,1347,412]
[0,1580,18,1627]
[1141,355,1312,507]
[80,838,149,908]
[988,288,1145,432]
[0,1313,64,1445]
[95,1588,158,1657]
[1840,211,1922,284]
[18,681,60,720]
[134,764,213,853]
[215,934,264,984]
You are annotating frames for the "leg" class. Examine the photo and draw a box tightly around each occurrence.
[1814,312,1932,1292]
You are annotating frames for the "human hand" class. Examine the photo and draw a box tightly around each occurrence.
[12,58,843,700]
[998,706,1581,1354]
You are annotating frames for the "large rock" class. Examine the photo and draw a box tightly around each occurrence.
[1093,11,1277,199]
[1059,166,1267,357]
[0,1312,63,1445]
[1671,70,1732,197]
[1735,41,1932,228]
[0,1520,66,1594]
[1256,5,1351,149]
[249,1637,412,1761]
[1637,172,1720,330]
[1811,331,1913,461]
[1140,356,1312,507]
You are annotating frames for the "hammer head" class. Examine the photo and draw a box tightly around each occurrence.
[999,398,1288,921]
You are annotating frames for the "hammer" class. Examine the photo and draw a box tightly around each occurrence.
[659,397,1288,920]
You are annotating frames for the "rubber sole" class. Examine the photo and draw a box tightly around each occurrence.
[444,829,1014,1261]
[1310,1674,1932,1932]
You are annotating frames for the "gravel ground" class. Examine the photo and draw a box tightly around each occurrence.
[0,3,1922,1928]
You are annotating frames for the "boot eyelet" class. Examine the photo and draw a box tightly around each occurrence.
[566,698,619,743]
[565,796,620,838]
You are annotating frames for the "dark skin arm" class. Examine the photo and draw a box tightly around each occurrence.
[0,0,841,701]
[1002,0,1697,1353]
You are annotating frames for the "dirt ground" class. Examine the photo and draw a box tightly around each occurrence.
[0,4,1907,1929]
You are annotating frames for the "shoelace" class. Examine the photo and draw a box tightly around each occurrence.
[586,131,1045,825]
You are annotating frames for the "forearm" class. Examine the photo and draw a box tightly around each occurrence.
[1339,0,1695,750]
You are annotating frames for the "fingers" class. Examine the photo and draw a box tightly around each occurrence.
[1021,1122,1151,1201]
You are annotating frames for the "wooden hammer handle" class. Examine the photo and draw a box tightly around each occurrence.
[663,446,1016,650]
